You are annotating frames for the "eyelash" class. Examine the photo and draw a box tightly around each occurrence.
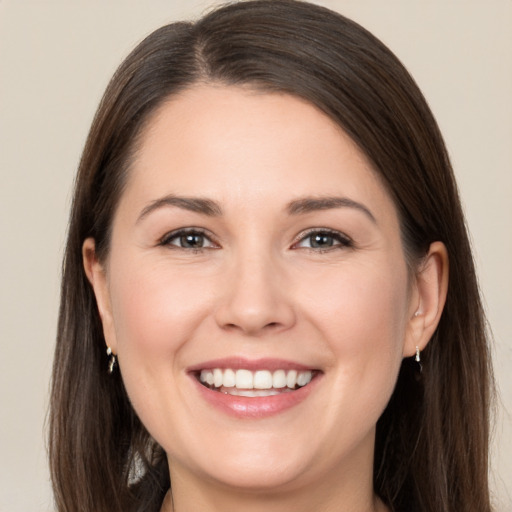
[292,228,353,253]
[159,227,353,253]
[159,228,218,252]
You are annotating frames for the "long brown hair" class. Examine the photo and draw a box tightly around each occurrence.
[49,1,493,511]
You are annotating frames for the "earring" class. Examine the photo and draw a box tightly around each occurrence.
[415,346,423,373]
[106,346,117,374]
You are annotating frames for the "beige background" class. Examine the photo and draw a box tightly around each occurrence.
[0,1,510,510]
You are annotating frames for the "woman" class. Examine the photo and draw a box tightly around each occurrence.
[49,1,493,511]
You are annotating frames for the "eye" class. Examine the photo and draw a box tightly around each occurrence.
[293,229,352,251]
[160,229,218,251]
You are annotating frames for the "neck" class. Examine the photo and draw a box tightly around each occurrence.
[161,491,387,512]
[160,490,389,512]
[160,448,389,512]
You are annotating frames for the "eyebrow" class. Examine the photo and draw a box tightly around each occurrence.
[137,194,376,223]
[286,196,376,223]
[137,195,222,222]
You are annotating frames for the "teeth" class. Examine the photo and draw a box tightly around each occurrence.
[199,368,314,391]
[213,368,223,388]
[225,388,283,397]
[224,368,236,387]
[286,370,297,388]
[272,369,286,388]
[297,371,312,387]
[253,370,273,389]
[235,369,253,389]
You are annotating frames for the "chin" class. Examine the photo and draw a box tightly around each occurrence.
[166,431,317,493]
[198,459,311,493]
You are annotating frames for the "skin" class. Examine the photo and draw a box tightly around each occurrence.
[84,85,448,512]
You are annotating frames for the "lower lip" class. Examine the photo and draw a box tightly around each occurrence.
[191,374,320,419]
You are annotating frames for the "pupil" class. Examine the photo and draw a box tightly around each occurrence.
[311,233,333,248]
[181,233,204,248]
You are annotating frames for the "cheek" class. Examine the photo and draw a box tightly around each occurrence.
[299,260,408,407]
[107,259,217,439]
[302,260,408,346]
[110,262,212,358]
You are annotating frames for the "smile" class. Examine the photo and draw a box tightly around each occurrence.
[189,358,321,418]
[198,368,314,396]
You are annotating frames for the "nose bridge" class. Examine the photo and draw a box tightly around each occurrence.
[214,241,295,335]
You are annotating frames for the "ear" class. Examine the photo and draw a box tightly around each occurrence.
[82,237,117,354]
[403,241,449,358]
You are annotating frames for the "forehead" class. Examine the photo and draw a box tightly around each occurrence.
[121,84,397,222]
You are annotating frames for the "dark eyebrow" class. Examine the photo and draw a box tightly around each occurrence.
[137,194,375,223]
[286,196,376,223]
[137,195,222,222]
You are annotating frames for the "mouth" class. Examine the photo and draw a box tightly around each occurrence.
[189,358,322,417]
[196,368,317,397]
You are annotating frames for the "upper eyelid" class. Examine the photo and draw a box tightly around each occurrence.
[158,226,352,247]
[159,227,218,246]
[292,227,352,244]
[290,229,354,253]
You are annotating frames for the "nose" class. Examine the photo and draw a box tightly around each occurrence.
[214,250,296,336]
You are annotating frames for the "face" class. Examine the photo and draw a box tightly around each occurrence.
[86,85,429,496]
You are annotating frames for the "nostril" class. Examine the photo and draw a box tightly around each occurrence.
[221,321,283,335]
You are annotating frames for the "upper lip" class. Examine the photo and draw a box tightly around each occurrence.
[187,357,317,373]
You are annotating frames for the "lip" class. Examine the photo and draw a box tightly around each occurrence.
[187,357,314,373]
[188,357,321,419]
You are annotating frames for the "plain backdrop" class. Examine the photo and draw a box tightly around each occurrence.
[0,1,511,511]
